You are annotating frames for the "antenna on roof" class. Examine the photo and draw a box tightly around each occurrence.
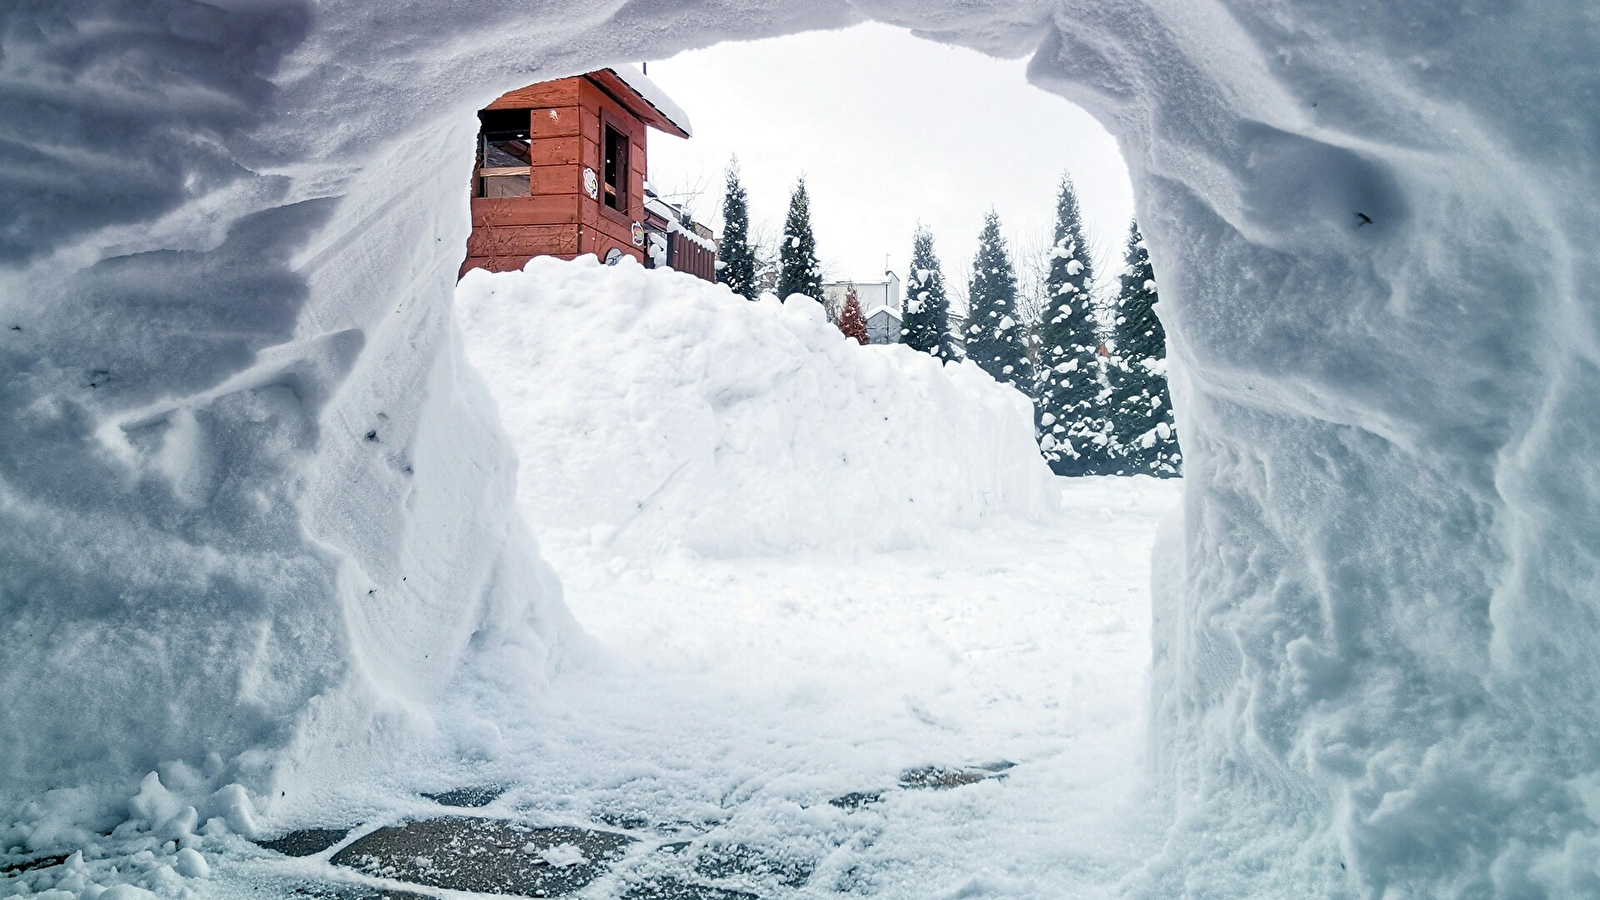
[642,62,648,75]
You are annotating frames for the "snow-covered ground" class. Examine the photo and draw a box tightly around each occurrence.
[1,260,1180,897]
[443,260,1182,898]
[0,478,1176,899]
[502,476,1181,899]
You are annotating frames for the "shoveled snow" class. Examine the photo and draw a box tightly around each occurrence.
[3,0,1596,895]
[454,256,1057,557]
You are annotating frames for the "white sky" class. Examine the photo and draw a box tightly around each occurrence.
[642,22,1134,295]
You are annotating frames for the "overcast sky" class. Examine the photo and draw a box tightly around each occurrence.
[642,22,1134,296]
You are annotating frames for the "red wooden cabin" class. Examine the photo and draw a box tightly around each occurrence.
[461,68,696,276]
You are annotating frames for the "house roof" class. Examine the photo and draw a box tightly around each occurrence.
[591,66,692,139]
[865,306,902,322]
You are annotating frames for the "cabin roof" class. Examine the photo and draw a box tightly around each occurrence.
[591,66,692,139]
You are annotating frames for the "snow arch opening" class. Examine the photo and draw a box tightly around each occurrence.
[3,1,1597,895]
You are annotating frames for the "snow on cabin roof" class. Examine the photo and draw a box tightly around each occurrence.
[865,305,902,322]
[601,65,693,138]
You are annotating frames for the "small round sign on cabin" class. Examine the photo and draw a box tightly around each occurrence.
[604,248,624,266]
[582,167,599,200]
[631,222,645,246]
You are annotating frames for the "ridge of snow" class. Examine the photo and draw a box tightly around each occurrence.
[457,257,1057,557]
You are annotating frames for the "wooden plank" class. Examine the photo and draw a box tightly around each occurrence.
[577,79,610,118]
[468,224,579,258]
[589,207,638,246]
[580,136,601,172]
[487,79,580,109]
[585,233,643,265]
[461,256,531,277]
[528,106,582,138]
[579,217,643,256]
[472,195,583,227]
[631,139,647,186]
[529,165,581,196]
[524,136,581,167]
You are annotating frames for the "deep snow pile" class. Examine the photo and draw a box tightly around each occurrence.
[3,0,1598,896]
[455,257,1057,558]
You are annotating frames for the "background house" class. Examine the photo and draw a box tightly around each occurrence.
[822,272,903,344]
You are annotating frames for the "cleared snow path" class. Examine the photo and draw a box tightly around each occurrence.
[24,477,1174,900]
[493,475,1183,899]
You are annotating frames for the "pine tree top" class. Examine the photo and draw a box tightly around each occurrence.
[718,156,757,300]
[776,176,823,303]
[965,210,1028,390]
[902,224,953,358]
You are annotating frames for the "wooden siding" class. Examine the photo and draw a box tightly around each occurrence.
[668,232,718,282]
[473,195,583,226]
[467,223,579,259]
[485,80,579,109]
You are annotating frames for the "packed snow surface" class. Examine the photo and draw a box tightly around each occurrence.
[4,0,1598,896]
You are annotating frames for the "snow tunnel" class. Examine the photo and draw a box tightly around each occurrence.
[2,0,1596,895]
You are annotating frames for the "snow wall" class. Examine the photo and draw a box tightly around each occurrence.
[456,257,1058,559]
[2,0,1596,895]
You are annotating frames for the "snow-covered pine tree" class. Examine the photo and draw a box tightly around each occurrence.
[718,158,757,300]
[1107,221,1181,476]
[837,287,868,345]
[776,177,823,304]
[1034,174,1113,476]
[964,210,1031,391]
[901,225,954,359]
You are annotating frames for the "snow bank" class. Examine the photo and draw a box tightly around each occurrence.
[456,258,1056,557]
[3,0,1597,895]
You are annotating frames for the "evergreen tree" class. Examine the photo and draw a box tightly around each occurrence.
[1107,221,1181,476]
[717,158,757,300]
[901,225,954,359]
[776,177,823,303]
[1034,174,1113,475]
[837,287,868,344]
[964,211,1031,391]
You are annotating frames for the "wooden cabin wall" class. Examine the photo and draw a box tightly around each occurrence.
[461,75,650,276]
[575,78,648,265]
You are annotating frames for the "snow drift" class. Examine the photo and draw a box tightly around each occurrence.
[456,257,1056,558]
[3,0,1598,895]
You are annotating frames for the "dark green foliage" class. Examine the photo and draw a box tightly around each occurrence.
[1106,221,1181,476]
[901,225,954,359]
[964,211,1031,391]
[717,159,757,300]
[776,178,823,304]
[1033,174,1113,476]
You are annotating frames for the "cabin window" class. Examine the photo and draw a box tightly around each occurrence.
[603,123,629,211]
[476,109,531,198]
